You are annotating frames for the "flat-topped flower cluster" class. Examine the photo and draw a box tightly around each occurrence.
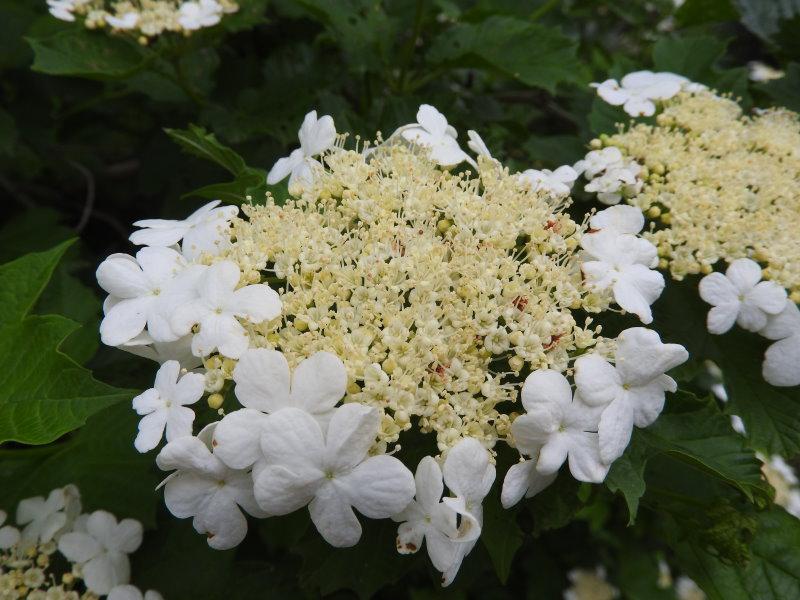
[46,0,238,38]
[94,105,683,584]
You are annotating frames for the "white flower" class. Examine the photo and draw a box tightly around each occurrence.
[0,510,20,550]
[171,260,282,358]
[466,130,492,159]
[132,360,205,453]
[155,423,266,550]
[17,485,81,547]
[760,300,800,387]
[108,585,164,600]
[178,0,223,30]
[57,510,143,595]
[105,12,139,29]
[115,332,203,371]
[97,248,202,346]
[747,61,784,82]
[253,404,415,547]
[580,232,663,324]
[591,71,685,117]
[520,166,578,198]
[584,163,642,205]
[675,576,705,600]
[509,370,608,485]
[575,328,688,463]
[392,457,459,572]
[589,205,644,236]
[398,104,471,168]
[47,0,76,21]
[699,258,787,334]
[439,438,495,586]
[574,147,625,179]
[213,350,346,469]
[129,200,238,260]
[500,458,558,508]
[266,110,337,191]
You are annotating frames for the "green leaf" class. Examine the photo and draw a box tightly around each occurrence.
[0,108,16,157]
[27,28,145,80]
[481,491,523,584]
[675,0,739,26]
[653,34,728,80]
[0,403,159,527]
[527,473,583,535]
[758,62,800,111]
[588,96,628,136]
[165,124,248,176]
[605,440,647,524]
[428,16,583,92]
[0,243,133,445]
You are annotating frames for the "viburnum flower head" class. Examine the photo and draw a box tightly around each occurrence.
[398,104,471,167]
[699,258,787,334]
[132,360,205,453]
[108,585,164,600]
[57,510,143,595]
[575,327,688,463]
[591,71,687,117]
[0,510,20,550]
[759,300,800,387]
[17,484,81,547]
[508,370,608,487]
[178,0,224,30]
[253,404,415,547]
[171,260,282,358]
[129,200,238,260]
[96,247,202,346]
[213,349,347,470]
[520,166,578,198]
[156,423,266,550]
[267,110,337,192]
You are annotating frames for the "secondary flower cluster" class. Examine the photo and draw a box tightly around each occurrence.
[95,104,685,585]
[46,0,238,38]
[0,486,158,599]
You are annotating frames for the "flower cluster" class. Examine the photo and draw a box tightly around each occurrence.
[574,147,643,205]
[0,487,157,599]
[588,77,800,387]
[96,104,684,585]
[590,70,703,117]
[46,0,238,39]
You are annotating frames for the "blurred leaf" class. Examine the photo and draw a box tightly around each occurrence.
[733,0,800,47]
[0,0,37,69]
[676,0,738,26]
[588,96,628,136]
[165,124,249,175]
[653,34,728,80]
[481,491,523,584]
[758,62,800,110]
[428,16,583,92]
[527,473,583,536]
[0,108,17,156]
[605,439,647,524]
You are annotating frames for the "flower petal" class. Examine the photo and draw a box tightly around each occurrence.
[229,284,282,322]
[309,482,362,547]
[520,369,573,412]
[763,336,800,387]
[134,411,167,453]
[726,258,762,292]
[699,272,738,306]
[325,404,380,472]
[414,456,444,512]
[290,351,347,414]
[260,407,326,470]
[442,438,495,501]
[614,328,688,387]
[338,455,415,519]
[598,399,635,464]
[233,348,291,412]
[567,433,609,482]
[212,408,270,470]
[253,464,322,515]
[58,531,101,563]
[707,303,740,335]
[748,281,787,315]
[100,297,150,346]
[574,354,620,406]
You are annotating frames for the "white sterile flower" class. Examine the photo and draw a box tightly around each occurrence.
[574,147,625,179]
[500,458,558,508]
[17,485,81,547]
[178,0,223,30]
[116,331,203,370]
[57,510,143,595]
[97,248,201,346]
[575,328,688,464]
[589,205,644,236]
[759,300,800,387]
[253,404,415,547]
[699,258,787,334]
[129,200,238,260]
[392,457,459,573]
[584,163,642,205]
[108,585,164,600]
[439,438,495,586]
[0,510,20,550]
[171,260,282,358]
[466,130,492,159]
[213,350,346,469]
[399,104,471,167]
[580,231,663,324]
[156,423,266,550]
[105,12,139,29]
[132,360,205,453]
[591,71,685,117]
[266,110,337,191]
[747,61,784,82]
[509,370,607,485]
[520,166,578,198]
[47,0,76,21]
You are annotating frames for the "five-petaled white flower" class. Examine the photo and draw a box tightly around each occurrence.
[575,327,688,463]
[520,166,578,198]
[398,104,471,168]
[171,260,282,358]
[439,438,495,586]
[591,71,686,117]
[760,300,800,387]
[57,510,143,595]
[392,457,459,572]
[97,248,202,346]
[509,370,608,485]
[583,163,642,205]
[580,231,663,324]
[105,12,139,29]
[213,350,346,469]
[589,205,645,236]
[178,0,223,30]
[132,360,205,453]
[156,423,267,550]
[17,485,81,548]
[253,404,415,547]
[108,585,164,600]
[129,200,238,260]
[0,510,20,550]
[267,110,337,192]
[574,147,625,179]
[699,258,787,334]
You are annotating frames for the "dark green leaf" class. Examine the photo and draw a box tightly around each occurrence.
[165,124,249,176]
[481,491,523,584]
[758,62,800,111]
[605,438,648,524]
